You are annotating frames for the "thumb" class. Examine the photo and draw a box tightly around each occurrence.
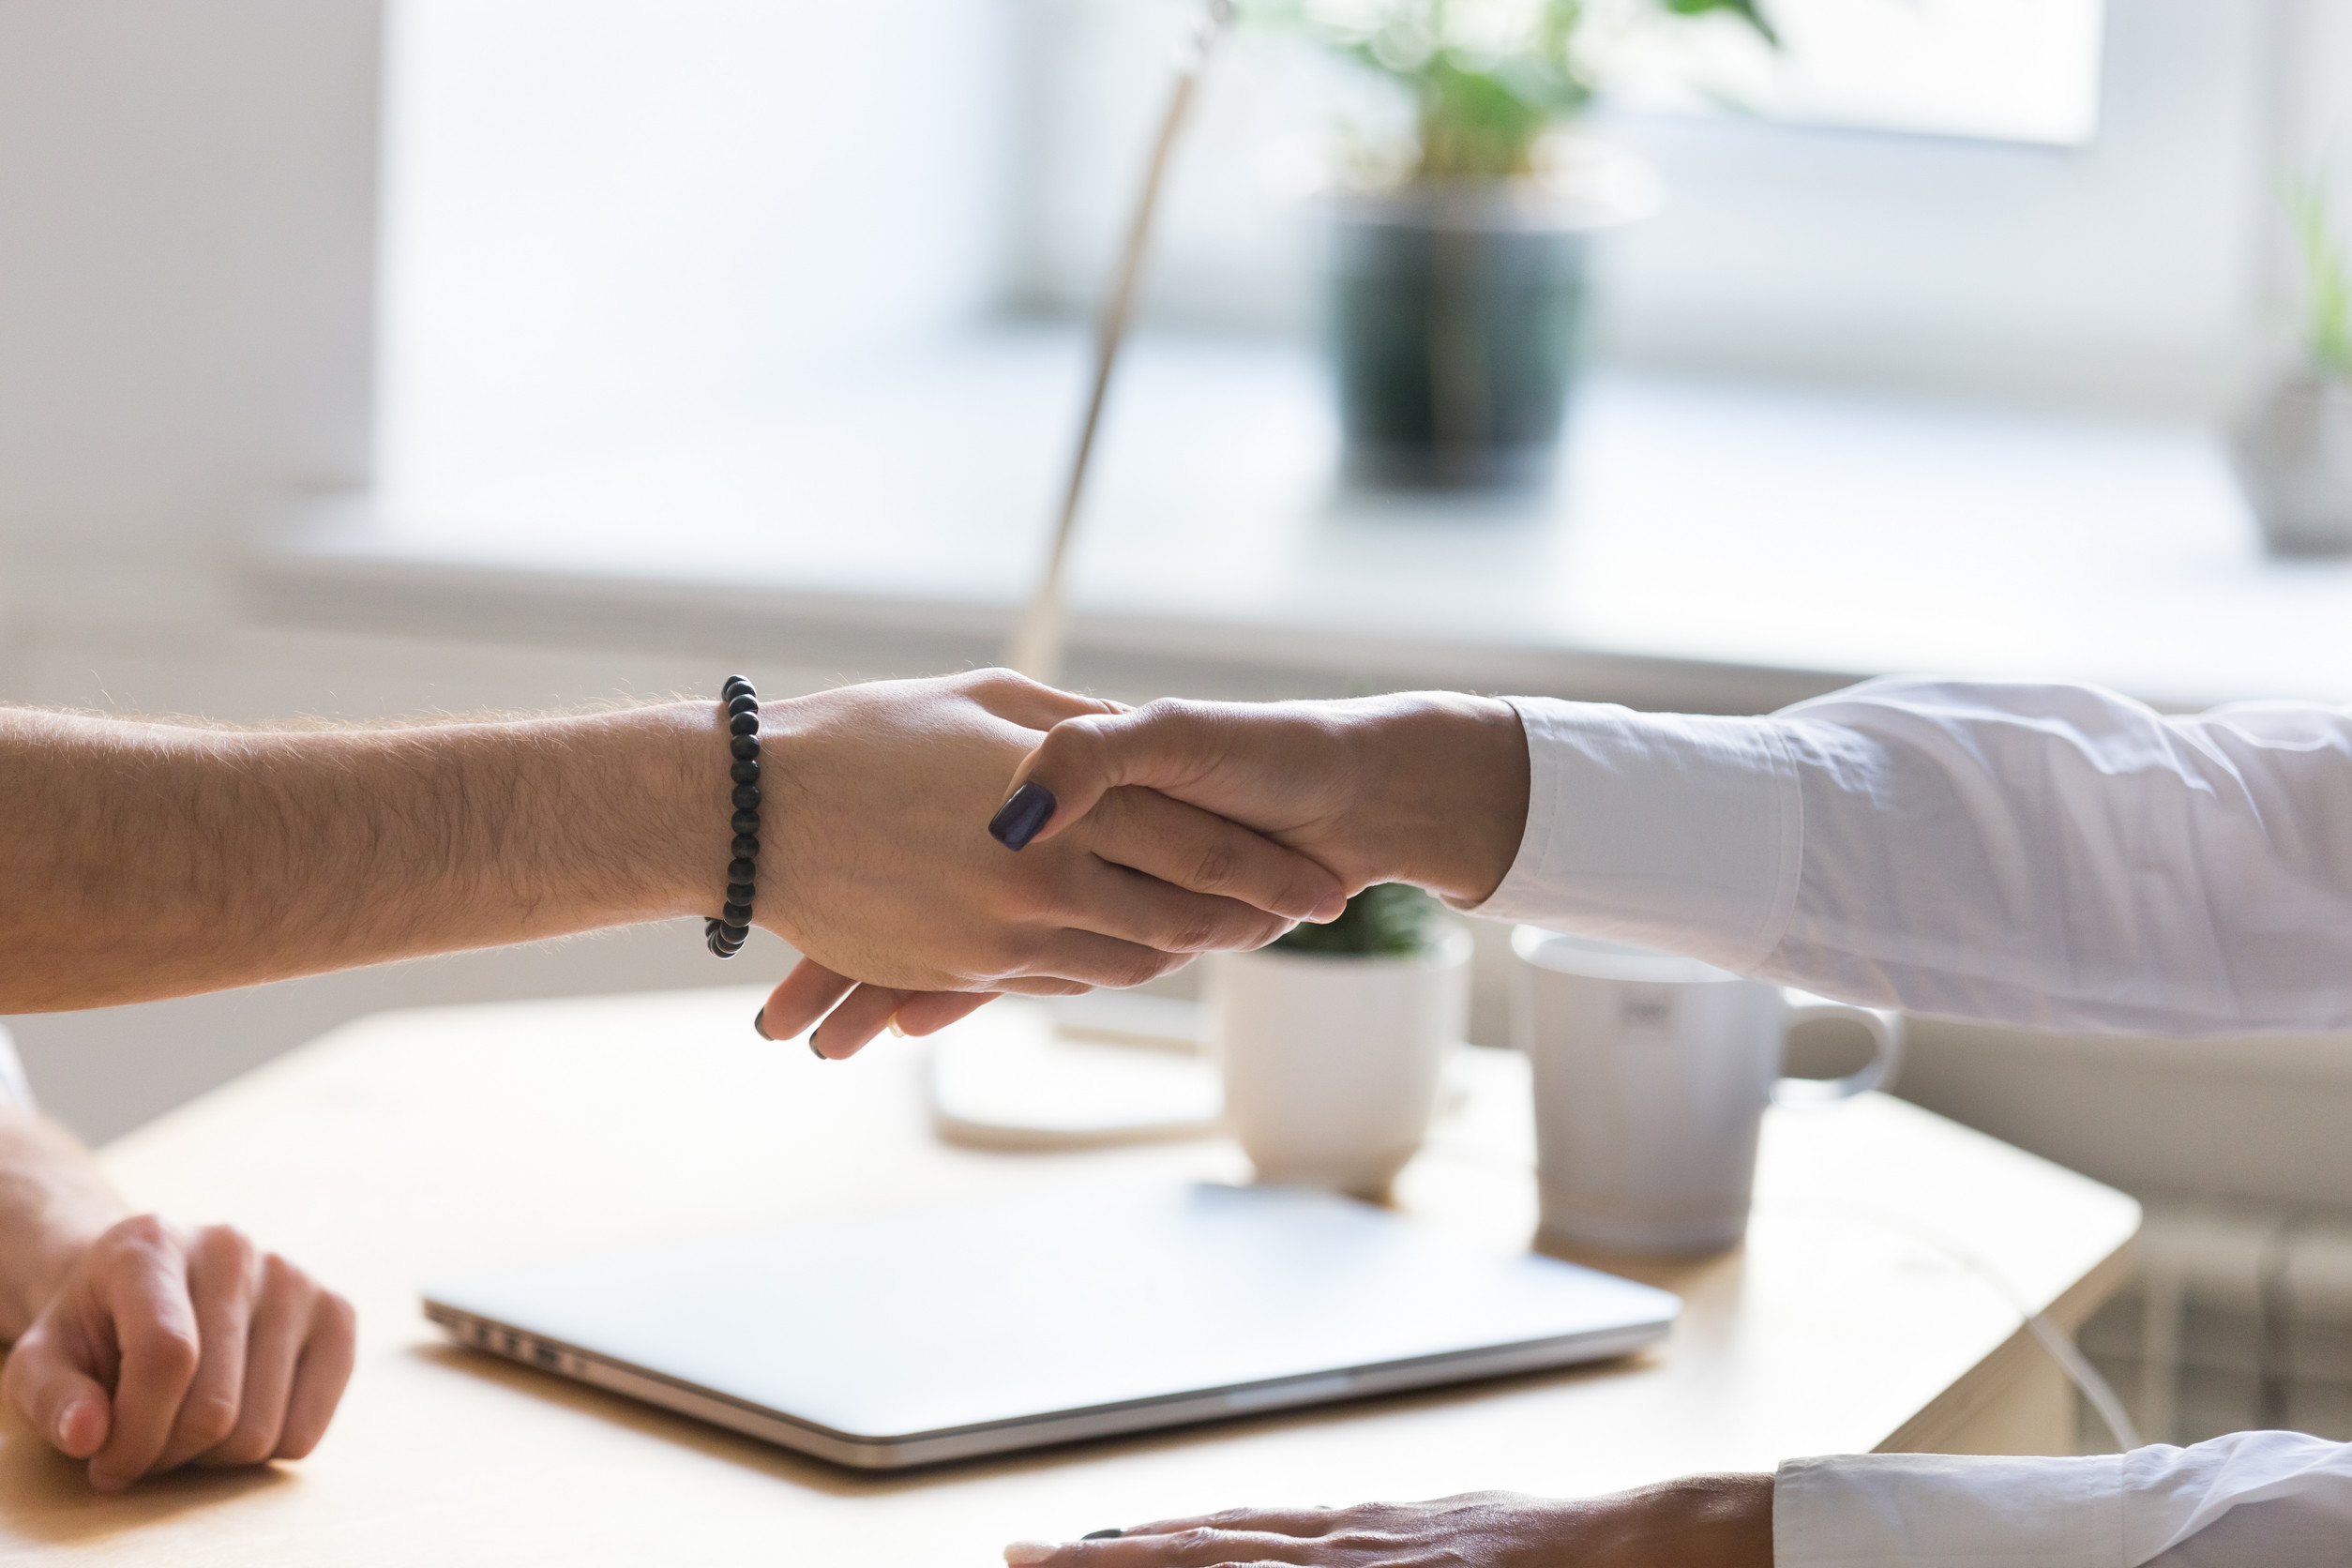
[2,1326,113,1459]
[988,704,1214,852]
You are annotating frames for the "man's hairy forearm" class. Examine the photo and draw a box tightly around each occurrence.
[0,702,723,1011]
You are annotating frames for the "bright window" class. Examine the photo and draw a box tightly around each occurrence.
[1596,0,2106,146]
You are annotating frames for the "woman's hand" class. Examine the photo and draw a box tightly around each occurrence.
[0,1214,356,1490]
[999,1479,1772,1568]
[993,693,1531,906]
[754,671,1348,1054]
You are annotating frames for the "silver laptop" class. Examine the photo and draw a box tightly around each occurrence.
[423,1181,1680,1470]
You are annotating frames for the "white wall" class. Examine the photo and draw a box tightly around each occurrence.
[0,0,382,639]
[378,0,1018,487]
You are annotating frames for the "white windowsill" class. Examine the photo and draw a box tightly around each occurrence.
[251,326,2352,712]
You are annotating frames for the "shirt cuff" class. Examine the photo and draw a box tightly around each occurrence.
[1458,698,1802,975]
[1775,1452,2126,1568]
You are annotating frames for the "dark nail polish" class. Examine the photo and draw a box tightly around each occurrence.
[1081,1530,1123,1540]
[752,1008,773,1041]
[988,781,1058,851]
[808,1038,828,1061]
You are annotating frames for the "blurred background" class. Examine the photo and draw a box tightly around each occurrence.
[4,0,2352,1449]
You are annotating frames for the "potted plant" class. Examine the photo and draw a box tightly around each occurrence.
[1257,0,1775,489]
[1205,883,1471,1199]
[2235,175,2352,557]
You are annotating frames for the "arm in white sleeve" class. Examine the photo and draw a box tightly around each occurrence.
[1776,1431,2352,1568]
[1476,679,2352,1034]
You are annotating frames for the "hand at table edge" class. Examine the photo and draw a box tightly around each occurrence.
[1,1214,355,1491]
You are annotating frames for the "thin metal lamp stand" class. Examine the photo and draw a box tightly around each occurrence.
[1003,0,1234,684]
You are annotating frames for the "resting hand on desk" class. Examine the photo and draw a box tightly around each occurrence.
[0,1104,354,1490]
[1002,1478,1772,1568]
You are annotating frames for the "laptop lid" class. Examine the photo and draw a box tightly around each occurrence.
[423,1181,1679,1470]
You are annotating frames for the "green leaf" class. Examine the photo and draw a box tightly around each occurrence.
[1266,0,1780,182]
[1661,0,1780,48]
[2290,175,2352,378]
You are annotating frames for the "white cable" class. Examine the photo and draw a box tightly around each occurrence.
[1767,1198,2143,1453]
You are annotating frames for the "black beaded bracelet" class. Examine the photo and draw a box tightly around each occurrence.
[704,673,761,958]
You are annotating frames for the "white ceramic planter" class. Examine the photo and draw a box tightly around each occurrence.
[2234,371,2352,556]
[1205,927,1472,1199]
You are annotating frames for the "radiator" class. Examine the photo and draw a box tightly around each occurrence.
[2077,1199,2352,1447]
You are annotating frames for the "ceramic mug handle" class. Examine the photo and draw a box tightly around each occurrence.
[1770,990,1906,1108]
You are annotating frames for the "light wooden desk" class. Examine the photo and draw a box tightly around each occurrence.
[0,988,2138,1564]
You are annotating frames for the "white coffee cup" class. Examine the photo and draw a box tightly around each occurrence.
[1206,927,1472,1200]
[1511,927,1903,1256]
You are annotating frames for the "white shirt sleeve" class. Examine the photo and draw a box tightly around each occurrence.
[1775,1431,2352,1568]
[1470,680,2352,1563]
[1474,678,2352,1034]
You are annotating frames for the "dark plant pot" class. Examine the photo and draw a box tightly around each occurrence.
[1325,181,1610,490]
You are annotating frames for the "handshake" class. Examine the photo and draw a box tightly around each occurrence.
[738,671,1533,1058]
[0,669,1530,1489]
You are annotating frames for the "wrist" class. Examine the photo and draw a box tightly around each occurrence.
[1350,694,1529,904]
[0,1118,126,1340]
[635,697,747,923]
[1651,1473,1773,1568]
[4,1225,98,1339]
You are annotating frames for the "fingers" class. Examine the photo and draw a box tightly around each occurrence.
[0,1325,113,1460]
[272,1287,356,1460]
[1003,1522,1321,1566]
[1124,1508,1341,1540]
[759,961,858,1042]
[957,668,1126,733]
[890,991,1001,1036]
[1082,788,1343,924]
[193,1250,350,1468]
[809,985,914,1060]
[152,1226,259,1471]
[1018,929,1191,990]
[87,1221,202,1492]
[796,989,999,1058]
[1051,859,1292,961]
[993,703,1222,851]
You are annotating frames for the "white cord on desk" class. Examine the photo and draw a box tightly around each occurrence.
[1761,1197,2143,1453]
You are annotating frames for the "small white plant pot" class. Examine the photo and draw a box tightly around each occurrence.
[2233,370,2352,557]
[1205,927,1472,1201]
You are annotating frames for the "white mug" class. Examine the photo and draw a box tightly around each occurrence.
[1206,927,1472,1200]
[1511,927,1903,1256]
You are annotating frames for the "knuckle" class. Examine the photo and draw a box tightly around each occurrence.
[1172,1527,1222,1551]
[145,1325,203,1378]
[198,1225,258,1269]
[210,1425,278,1467]
[1120,951,1174,988]
[320,1289,357,1336]
[1164,912,1220,953]
[978,935,1036,980]
[1039,717,1105,768]
[1186,838,1240,896]
[179,1391,241,1448]
[109,1214,173,1252]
